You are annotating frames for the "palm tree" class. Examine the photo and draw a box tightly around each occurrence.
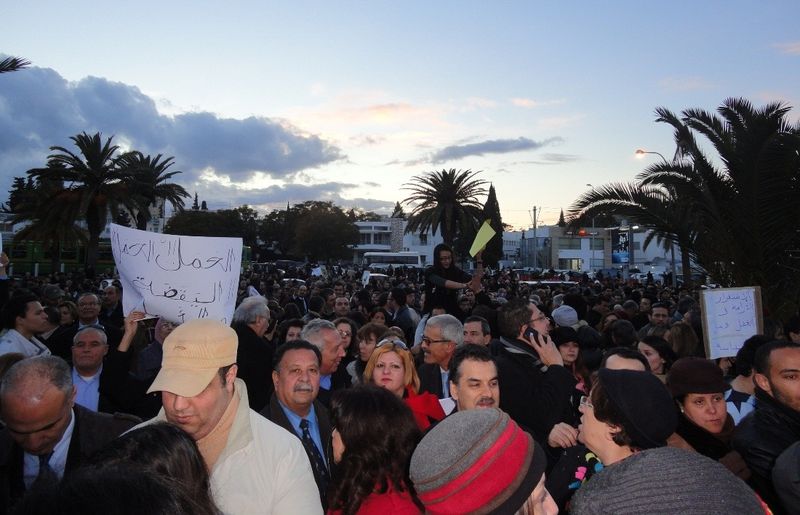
[0,56,30,74]
[569,181,698,286]
[569,98,800,316]
[402,169,487,246]
[11,173,88,272]
[27,132,136,268]
[121,152,190,230]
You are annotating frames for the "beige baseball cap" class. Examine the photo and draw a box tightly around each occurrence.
[147,318,238,397]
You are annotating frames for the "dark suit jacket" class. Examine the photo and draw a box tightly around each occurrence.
[99,303,125,331]
[391,305,416,344]
[316,365,352,409]
[292,296,309,316]
[418,362,447,399]
[0,404,139,514]
[260,394,332,502]
[233,323,275,413]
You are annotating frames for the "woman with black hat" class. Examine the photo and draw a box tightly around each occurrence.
[666,357,751,480]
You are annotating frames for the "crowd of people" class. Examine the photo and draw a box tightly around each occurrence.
[0,243,798,514]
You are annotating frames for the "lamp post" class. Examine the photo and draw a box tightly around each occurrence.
[586,183,597,273]
[635,148,677,287]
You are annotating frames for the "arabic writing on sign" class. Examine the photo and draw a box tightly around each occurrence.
[110,224,242,325]
[702,287,760,359]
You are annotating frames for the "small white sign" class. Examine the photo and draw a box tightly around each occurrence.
[700,287,762,359]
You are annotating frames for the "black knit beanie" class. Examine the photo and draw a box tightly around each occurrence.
[598,368,677,449]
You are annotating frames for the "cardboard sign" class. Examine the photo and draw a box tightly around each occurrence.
[700,287,762,359]
[110,224,242,325]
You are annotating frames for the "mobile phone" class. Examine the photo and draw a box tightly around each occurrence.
[524,327,539,341]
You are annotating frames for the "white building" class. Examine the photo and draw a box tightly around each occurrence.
[503,225,684,275]
[353,218,443,265]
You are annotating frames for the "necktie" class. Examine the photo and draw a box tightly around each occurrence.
[32,452,57,489]
[299,418,329,504]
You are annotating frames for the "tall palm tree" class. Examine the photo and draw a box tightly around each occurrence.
[569,98,800,316]
[402,169,487,246]
[27,132,136,268]
[121,152,190,230]
[0,56,30,74]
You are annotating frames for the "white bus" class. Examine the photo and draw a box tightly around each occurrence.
[363,251,424,270]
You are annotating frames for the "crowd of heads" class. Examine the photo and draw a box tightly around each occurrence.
[2,255,800,514]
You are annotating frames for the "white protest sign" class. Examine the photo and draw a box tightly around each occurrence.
[361,270,370,287]
[700,287,763,359]
[110,224,243,325]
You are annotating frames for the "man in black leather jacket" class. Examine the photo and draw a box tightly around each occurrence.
[733,340,800,515]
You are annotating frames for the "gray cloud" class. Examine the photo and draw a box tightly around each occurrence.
[192,182,394,213]
[0,64,343,195]
[431,137,563,163]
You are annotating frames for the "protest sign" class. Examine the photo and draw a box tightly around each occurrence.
[110,224,243,325]
[469,220,496,257]
[700,286,762,359]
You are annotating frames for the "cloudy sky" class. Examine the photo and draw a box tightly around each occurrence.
[2,1,798,228]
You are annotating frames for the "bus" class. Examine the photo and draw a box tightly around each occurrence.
[363,251,424,270]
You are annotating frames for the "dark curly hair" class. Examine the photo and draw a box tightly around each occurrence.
[328,385,423,515]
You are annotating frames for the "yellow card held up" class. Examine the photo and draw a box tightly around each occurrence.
[469,220,496,257]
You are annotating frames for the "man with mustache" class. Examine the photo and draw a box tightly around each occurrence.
[448,344,500,412]
[262,340,331,509]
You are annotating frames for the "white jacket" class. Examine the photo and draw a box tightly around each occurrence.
[140,379,322,515]
[0,329,51,358]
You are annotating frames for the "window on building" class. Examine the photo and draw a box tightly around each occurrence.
[590,238,604,250]
[419,234,428,245]
[557,237,581,250]
[558,258,582,270]
[373,233,390,245]
[360,234,372,245]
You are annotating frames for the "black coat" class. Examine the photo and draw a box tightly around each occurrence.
[733,388,800,514]
[417,362,447,399]
[495,337,576,444]
[233,323,275,413]
[0,405,139,514]
[316,366,352,409]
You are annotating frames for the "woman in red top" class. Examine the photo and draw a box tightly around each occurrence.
[328,386,423,515]
[363,338,445,431]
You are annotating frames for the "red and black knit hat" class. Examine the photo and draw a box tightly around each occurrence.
[409,408,546,514]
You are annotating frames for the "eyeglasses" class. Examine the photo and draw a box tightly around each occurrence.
[421,336,450,345]
[529,314,549,325]
[579,395,593,410]
[376,338,408,350]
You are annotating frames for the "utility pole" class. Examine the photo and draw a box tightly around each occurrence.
[531,206,540,270]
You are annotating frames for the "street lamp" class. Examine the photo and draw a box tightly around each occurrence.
[635,148,668,162]
[636,148,677,286]
[585,183,597,272]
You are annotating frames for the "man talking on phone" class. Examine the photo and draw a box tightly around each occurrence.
[495,299,576,444]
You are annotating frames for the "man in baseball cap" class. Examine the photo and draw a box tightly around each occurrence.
[139,318,321,515]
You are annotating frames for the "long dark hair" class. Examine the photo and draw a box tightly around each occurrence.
[88,422,216,511]
[328,385,423,515]
[432,243,453,271]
